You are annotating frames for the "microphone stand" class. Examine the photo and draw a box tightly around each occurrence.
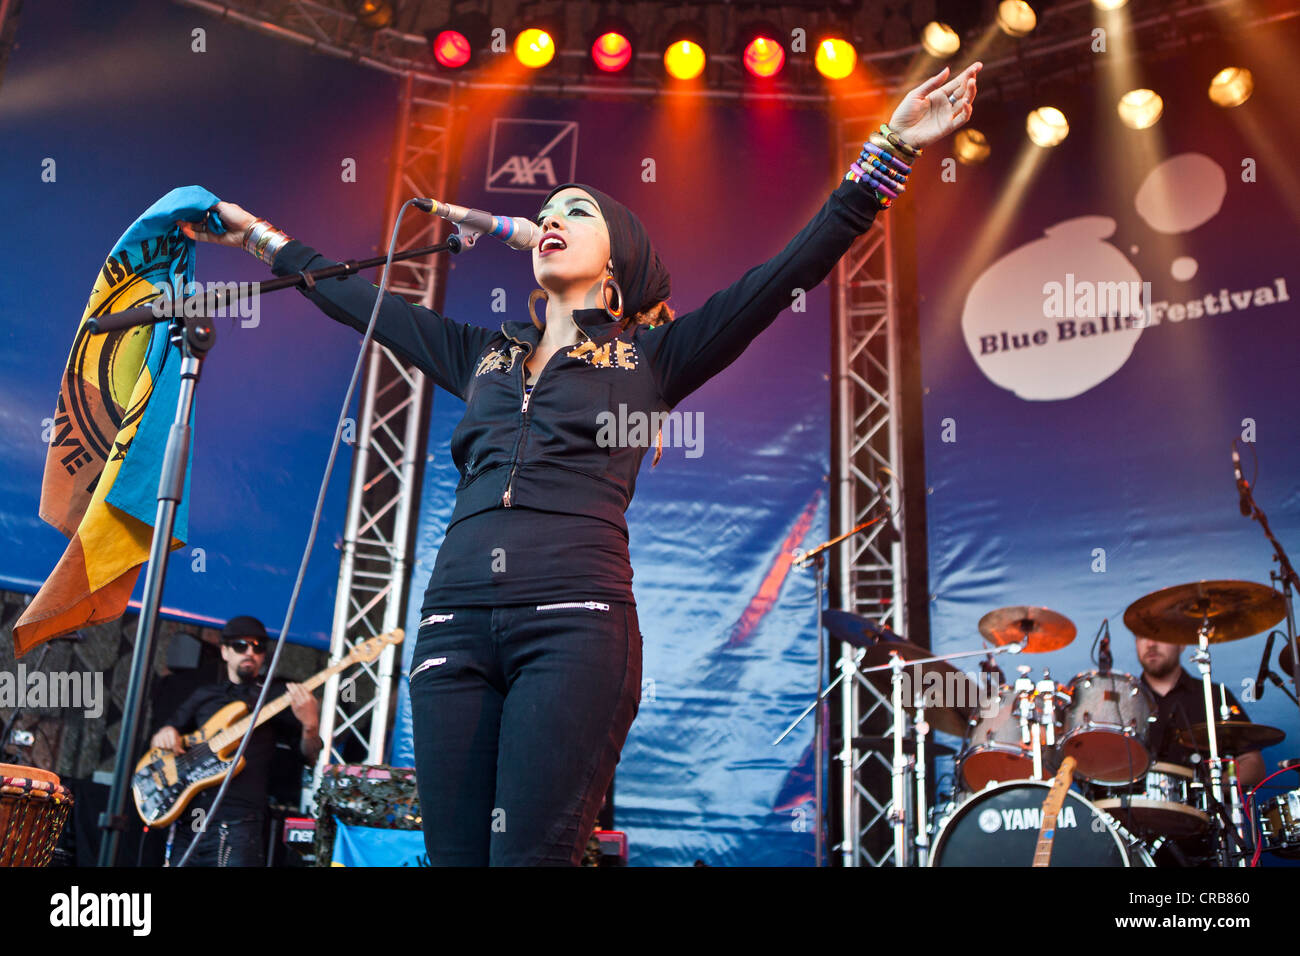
[86,240,461,335]
[94,232,465,865]
[1241,475,1300,726]
[789,515,887,868]
[95,308,214,867]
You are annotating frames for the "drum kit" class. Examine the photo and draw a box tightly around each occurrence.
[827,579,1300,867]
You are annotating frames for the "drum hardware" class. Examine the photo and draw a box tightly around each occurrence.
[1125,579,1287,867]
[832,640,1025,867]
[1232,446,1300,729]
[789,513,891,867]
[852,736,956,756]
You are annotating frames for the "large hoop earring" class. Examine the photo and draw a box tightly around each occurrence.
[601,270,623,322]
[528,288,548,329]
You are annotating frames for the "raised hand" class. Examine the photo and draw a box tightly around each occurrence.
[175,200,258,248]
[888,61,982,150]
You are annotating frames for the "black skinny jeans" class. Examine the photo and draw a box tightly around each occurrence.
[407,602,642,866]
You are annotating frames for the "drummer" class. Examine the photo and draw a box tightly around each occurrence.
[1135,635,1264,789]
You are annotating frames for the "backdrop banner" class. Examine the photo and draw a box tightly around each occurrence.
[0,0,401,647]
[913,48,1300,837]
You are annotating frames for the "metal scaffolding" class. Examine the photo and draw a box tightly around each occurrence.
[309,72,458,800]
[831,116,908,867]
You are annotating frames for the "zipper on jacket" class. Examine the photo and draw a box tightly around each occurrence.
[535,601,611,612]
[500,320,601,508]
[500,333,533,507]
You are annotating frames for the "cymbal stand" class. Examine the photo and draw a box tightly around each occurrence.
[913,688,930,868]
[1015,666,1042,780]
[1192,612,1230,865]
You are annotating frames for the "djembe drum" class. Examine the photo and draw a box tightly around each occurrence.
[0,764,73,866]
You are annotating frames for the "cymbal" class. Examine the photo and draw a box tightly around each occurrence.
[862,638,976,736]
[977,606,1076,653]
[1174,721,1286,755]
[1123,581,1286,644]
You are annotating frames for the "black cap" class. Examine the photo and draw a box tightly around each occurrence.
[220,615,269,643]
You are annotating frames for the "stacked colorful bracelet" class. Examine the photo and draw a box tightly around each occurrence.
[244,218,293,265]
[844,123,921,210]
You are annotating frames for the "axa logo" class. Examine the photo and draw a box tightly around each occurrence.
[486,120,578,194]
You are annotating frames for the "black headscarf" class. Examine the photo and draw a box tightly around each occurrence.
[540,182,672,320]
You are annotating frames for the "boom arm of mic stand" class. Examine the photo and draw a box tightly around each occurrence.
[793,514,887,569]
[1243,484,1300,718]
[86,240,462,335]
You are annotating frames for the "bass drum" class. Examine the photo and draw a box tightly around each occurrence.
[930,780,1154,867]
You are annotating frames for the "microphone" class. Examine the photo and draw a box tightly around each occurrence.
[1098,623,1113,675]
[1253,631,1277,701]
[1232,446,1251,517]
[415,199,541,251]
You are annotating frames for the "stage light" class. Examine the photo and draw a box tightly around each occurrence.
[1209,67,1253,107]
[921,22,960,58]
[664,23,707,80]
[515,28,557,68]
[739,21,785,79]
[1026,106,1069,147]
[352,0,392,30]
[588,16,636,74]
[814,37,856,80]
[428,12,490,71]
[592,31,633,72]
[1092,0,1128,9]
[954,128,991,165]
[1117,89,1163,129]
[431,30,471,68]
[997,1,1037,37]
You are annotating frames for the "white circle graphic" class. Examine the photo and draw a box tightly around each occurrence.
[961,216,1144,401]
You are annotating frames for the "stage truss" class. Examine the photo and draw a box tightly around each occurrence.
[830,116,909,867]
[308,73,458,803]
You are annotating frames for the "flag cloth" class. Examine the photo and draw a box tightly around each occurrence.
[13,187,227,656]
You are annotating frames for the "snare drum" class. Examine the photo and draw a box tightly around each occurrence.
[1258,789,1300,858]
[1060,671,1154,784]
[1090,762,1209,838]
[0,764,73,867]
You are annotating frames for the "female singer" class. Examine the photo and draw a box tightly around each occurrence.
[185,62,981,865]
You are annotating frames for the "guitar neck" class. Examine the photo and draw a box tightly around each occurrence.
[209,655,352,751]
[1032,756,1077,868]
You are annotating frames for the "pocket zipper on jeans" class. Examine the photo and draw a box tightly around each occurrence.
[409,656,448,679]
[535,601,610,612]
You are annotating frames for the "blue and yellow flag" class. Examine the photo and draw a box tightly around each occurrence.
[14,187,226,655]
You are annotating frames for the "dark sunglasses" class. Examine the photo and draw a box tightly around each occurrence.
[227,639,267,654]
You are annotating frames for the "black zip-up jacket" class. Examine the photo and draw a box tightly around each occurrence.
[271,180,879,591]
